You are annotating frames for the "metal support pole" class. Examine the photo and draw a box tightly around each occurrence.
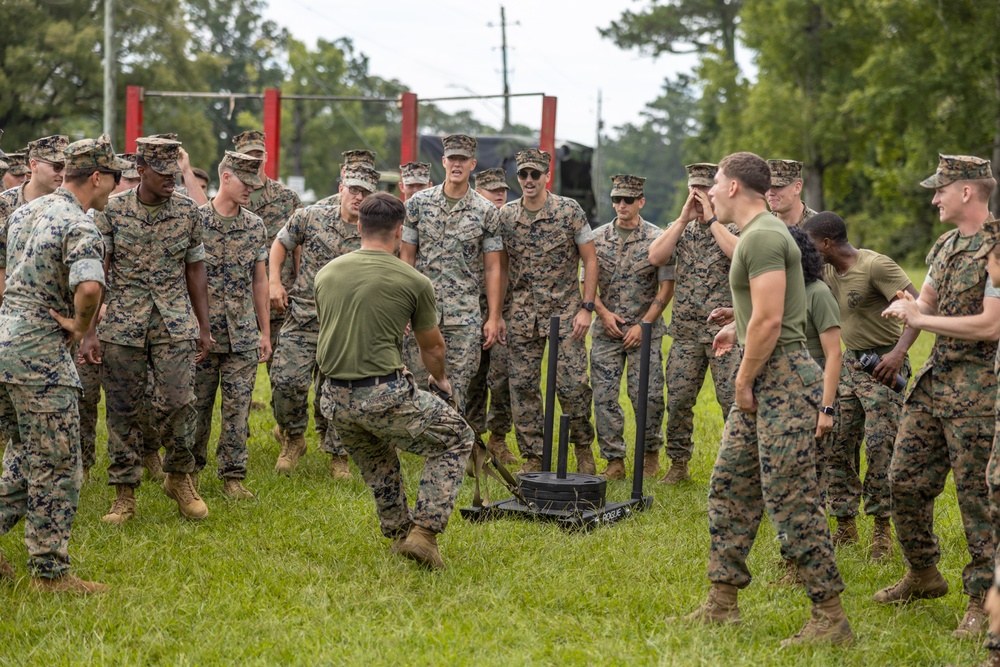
[103,0,115,139]
[556,414,570,479]
[263,88,281,180]
[541,315,559,473]
[125,85,143,152]
[540,96,557,192]
[400,92,418,165]
[631,322,652,501]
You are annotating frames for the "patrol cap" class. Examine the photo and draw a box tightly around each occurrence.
[149,132,179,141]
[220,150,264,187]
[767,159,804,188]
[610,174,645,198]
[27,135,69,163]
[63,135,131,172]
[442,134,476,158]
[685,163,718,188]
[232,130,266,154]
[400,161,431,185]
[475,167,509,191]
[135,136,182,177]
[5,152,28,176]
[117,153,139,179]
[342,150,376,169]
[920,154,994,189]
[515,148,551,172]
[973,218,1000,259]
[342,164,379,193]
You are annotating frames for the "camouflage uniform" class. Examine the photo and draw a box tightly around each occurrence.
[663,219,740,464]
[316,149,376,208]
[891,227,999,599]
[401,182,503,412]
[0,185,106,578]
[500,188,596,457]
[98,150,207,488]
[590,216,668,461]
[767,159,817,227]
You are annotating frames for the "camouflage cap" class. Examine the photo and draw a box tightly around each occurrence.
[400,161,431,185]
[63,135,131,173]
[920,154,994,189]
[685,163,718,188]
[342,150,376,170]
[475,167,509,191]
[973,218,1000,259]
[442,134,477,158]
[5,152,28,176]
[117,153,139,179]
[767,159,804,188]
[135,136,182,177]
[610,174,645,198]
[515,148,551,172]
[220,150,264,188]
[27,135,69,163]
[232,130,266,154]
[342,164,380,193]
[149,133,179,141]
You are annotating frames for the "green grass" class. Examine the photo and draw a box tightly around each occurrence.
[0,267,989,665]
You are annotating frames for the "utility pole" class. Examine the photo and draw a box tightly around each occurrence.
[489,6,518,132]
[595,90,604,220]
[103,0,115,139]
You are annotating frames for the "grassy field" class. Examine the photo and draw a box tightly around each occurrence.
[0,267,991,666]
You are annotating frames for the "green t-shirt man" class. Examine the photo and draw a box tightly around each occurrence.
[315,249,438,380]
[729,212,808,349]
[823,248,911,351]
[804,279,840,363]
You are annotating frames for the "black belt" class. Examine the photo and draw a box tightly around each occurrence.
[326,370,402,389]
[846,344,897,357]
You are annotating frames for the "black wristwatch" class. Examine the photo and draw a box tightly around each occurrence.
[703,215,718,226]
[820,406,835,416]
[582,301,595,313]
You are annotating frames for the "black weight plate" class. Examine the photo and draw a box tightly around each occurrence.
[520,472,606,495]
[523,488,605,501]
[530,497,605,511]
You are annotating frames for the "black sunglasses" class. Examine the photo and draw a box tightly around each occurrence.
[98,169,122,185]
[516,169,545,181]
[38,159,66,173]
[612,196,637,205]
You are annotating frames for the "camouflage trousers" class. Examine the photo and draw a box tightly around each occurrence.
[891,372,994,598]
[76,358,102,470]
[0,383,82,578]
[193,350,258,480]
[986,393,1000,651]
[827,352,909,520]
[507,331,594,457]
[320,373,474,537]
[590,334,665,461]
[665,339,739,463]
[403,325,481,414]
[103,338,198,487]
[707,347,845,603]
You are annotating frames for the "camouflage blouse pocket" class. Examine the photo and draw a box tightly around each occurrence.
[541,229,573,267]
[164,238,189,260]
[114,229,144,256]
[456,222,481,264]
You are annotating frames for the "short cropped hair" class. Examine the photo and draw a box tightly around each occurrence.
[802,211,849,244]
[358,192,405,236]
[62,169,98,185]
[718,152,770,196]
[971,177,997,202]
[788,226,825,285]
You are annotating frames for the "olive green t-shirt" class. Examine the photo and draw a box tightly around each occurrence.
[804,279,841,362]
[730,212,807,348]
[616,224,634,241]
[314,249,438,379]
[138,197,166,221]
[823,248,911,351]
[444,193,462,212]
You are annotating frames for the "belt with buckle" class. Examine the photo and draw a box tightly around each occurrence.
[326,370,402,389]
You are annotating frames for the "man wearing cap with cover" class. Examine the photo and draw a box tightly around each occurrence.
[0,136,69,258]
[590,174,670,480]
[84,135,213,524]
[191,151,270,500]
[500,148,598,474]
[2,151,30,191]
[269,162,380,478]
[879,154,1000,639]
[649,163,741,484]
[400,134,505,416]
[316,149,377,208]
[399,161,433,201]
[766,159,817,228]
[0,135,121,593]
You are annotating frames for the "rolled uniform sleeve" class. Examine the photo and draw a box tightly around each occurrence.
[657,264,671,282]
[277,208,309,251]
[64,219,107,290]
[402,200,420,247]
[482,205,503,253]
[185,211,206,263]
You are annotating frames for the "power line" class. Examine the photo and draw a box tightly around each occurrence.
[488,6,519,131]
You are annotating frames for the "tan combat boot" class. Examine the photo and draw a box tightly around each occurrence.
[575,446,597,475]
[330,455,352,480]
[30,574,108,595]
[780,594,854,647]
[643,450,660,478]
[601,458,626,480]
[142,450,165,482]
[873,564,949,604]
[102,485,136,525]
[0,549,14,581]
[222,479,254,500]
[272,424,286,447]
[163,473,208,520]
[517,456,542,475]
[275,433,307,474]
[832,516,859,546]
[678,583,740,625]
[659,459,690,485]
[953,594,988,639]
[397,525,445,570]
[871,517,893,560]
[486,434,518,465]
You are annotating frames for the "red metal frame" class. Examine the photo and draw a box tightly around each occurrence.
[400,92,419,165]
[263,88,281,179]
[540,96,557,192]
[125,85,143,152]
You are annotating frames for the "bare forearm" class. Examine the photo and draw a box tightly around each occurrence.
[709,223,739,259]
[642,281,671,324]
[908,312,1000,341]
[252,264,270,339]
[648,220,686,266]
[484,253,503,322]
[185,262,211,331]
[73,281,103,334]
[736,317,782,387]
[581,257,597,302]
[419,340,447,381]
[269,240,289,287]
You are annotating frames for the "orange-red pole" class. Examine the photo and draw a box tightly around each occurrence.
[263,88,281,180]
[400,92,418,165]
[540,96,557,192]
[125,85,144,152]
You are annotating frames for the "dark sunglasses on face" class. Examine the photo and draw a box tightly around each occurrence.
[38,159,65,173]
[612,196,636,205]
[98,169,123,185]
[517,169,544,181]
